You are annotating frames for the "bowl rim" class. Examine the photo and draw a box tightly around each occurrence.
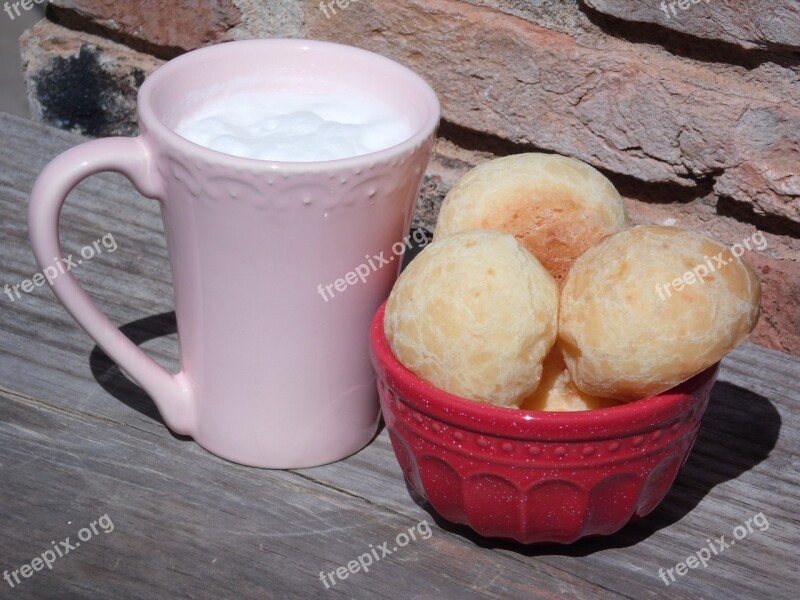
[370,302,719,440]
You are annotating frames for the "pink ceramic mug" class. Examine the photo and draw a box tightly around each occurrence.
[28,39,440,468]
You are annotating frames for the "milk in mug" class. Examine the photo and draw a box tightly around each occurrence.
[175,86,414,162]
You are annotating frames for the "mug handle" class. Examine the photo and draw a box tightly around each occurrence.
[28,137,196,435]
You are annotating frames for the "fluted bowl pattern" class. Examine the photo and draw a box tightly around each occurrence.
[370,303,718,544]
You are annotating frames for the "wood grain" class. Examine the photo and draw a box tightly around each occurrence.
[1,112,798,599]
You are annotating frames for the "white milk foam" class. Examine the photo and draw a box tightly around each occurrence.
[175,88,414,162]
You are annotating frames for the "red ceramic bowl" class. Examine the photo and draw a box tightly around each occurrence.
[370,303,719,544]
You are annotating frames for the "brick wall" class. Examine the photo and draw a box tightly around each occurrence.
[18,0,800,354]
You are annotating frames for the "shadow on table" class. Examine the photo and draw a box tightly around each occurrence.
[409,380,781,557]
[88,311,190,441]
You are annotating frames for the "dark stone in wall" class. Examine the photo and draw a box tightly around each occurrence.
[32,44,142,137]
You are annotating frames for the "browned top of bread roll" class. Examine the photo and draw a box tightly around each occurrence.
[434,153,629,286]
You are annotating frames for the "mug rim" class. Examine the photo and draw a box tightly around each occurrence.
[370,302,719,441]
[137,38,441,172]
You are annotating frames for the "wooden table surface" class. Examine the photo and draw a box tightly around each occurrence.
[1,112,798,599]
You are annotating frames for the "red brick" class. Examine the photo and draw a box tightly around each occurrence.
[305,0,800,227]
[584,0,800,52]
[50,0,241,55]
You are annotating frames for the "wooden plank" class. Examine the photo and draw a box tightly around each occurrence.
[1,111,799,599]
[5,386,597,600]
